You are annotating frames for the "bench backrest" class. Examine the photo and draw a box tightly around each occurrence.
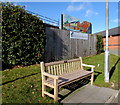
[41,57,83,76]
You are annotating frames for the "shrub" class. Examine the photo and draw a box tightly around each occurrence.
[96,35,104,54]
[2,2,46,70]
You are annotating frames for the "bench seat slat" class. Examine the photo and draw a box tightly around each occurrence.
[45,70,93,87]
[59,70,93,87]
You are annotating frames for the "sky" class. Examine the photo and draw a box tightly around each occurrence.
[13,2,119,34]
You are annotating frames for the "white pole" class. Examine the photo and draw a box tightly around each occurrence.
[104,0,109,82]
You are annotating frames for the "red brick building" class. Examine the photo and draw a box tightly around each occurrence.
[94,26,120,50]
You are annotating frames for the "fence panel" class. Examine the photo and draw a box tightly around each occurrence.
[45,26,97,62]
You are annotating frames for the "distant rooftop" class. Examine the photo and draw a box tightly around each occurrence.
[93,26,120,37]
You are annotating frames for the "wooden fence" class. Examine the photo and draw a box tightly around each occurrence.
[45,26,97,62]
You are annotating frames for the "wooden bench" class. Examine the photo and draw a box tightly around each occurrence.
[40,57,95,102]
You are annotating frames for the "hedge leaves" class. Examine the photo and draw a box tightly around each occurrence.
[2,2,46,70]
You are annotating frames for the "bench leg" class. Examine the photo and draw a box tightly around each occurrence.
[91,73,94,85]
[54,79,58,102]
[42,81,46,97]
[42,83,45,97]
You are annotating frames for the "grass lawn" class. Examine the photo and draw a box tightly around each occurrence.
[1,53,120,103]
[83,53,119,89]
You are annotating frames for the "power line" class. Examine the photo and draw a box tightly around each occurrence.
[26,10,59,26]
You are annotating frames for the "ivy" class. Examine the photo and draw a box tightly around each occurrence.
[2,2,46,70]
[96,35,104,54]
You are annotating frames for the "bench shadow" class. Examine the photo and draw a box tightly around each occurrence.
[57,71,102,102]
[58,78,90,102]
[85,68,102,81]
[94,71,102,81]
[48,70,101,103]
[109,57,120,80]
[48,78,90,102]
[58,71,102,102]
[1,72,39,86]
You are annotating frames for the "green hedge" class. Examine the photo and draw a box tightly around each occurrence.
[96,35,104,54]
[2,2,46,70]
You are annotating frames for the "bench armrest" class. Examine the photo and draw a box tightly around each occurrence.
[43,72,59,79]
[82,64,95,68]
[82,64,95,72]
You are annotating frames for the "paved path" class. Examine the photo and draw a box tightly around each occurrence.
[109,49,120,56]
[110,90,120,104]
[60,85,119,104]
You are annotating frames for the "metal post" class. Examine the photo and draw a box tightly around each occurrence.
[76,39,77,57]
[104,0,109,82]
[61,14,63,29]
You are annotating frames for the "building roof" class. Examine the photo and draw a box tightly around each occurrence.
[93,26,120,37]
[44,23,59,29]
[70,21,79,24]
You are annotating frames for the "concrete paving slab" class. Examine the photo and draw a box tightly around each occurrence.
[61,85,101,103]
[61,85,119,104]
[82,97,105,103]
[107,90,120,104]
[90,87,117,102]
